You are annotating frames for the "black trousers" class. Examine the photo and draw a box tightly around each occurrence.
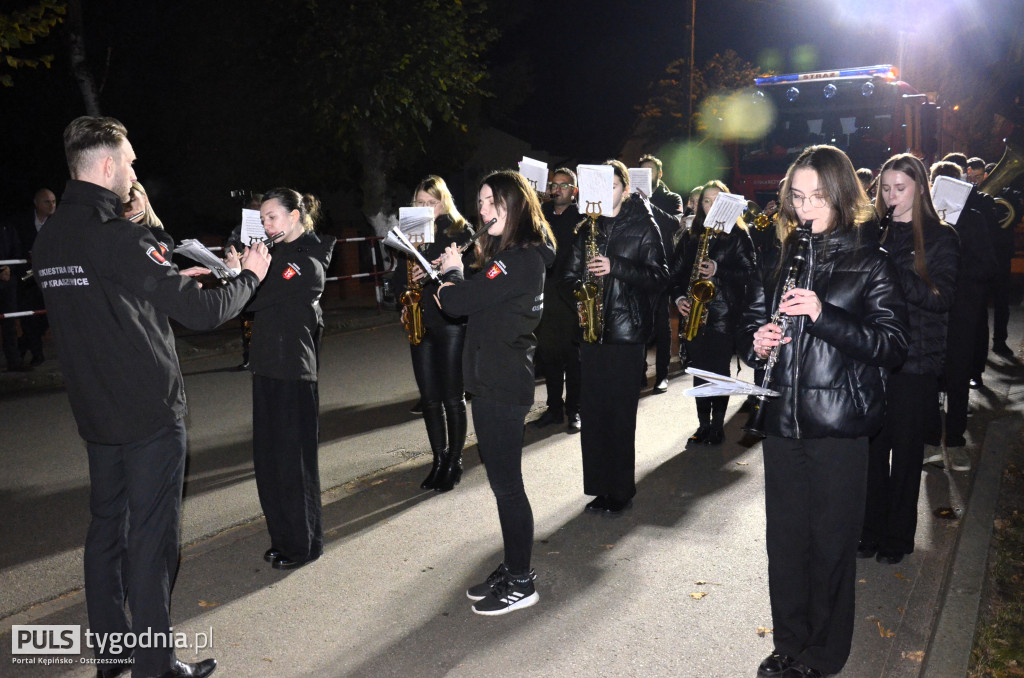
[252,375,323,563]
[0,284,20,368]
[410,323,467,455]
[85,419,187,676]
[653,293,671,382]
[472,396,534,575]
[536,310,581,415]
[864,371,936,554]
[925,298,984,446]
[18,280,46,359]
[687,327,735,426]
[580,342,645,502]
[763,435,867,675]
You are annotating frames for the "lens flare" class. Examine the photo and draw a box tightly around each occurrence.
[790,45,818,72]
[699,88,777,142]
[657,141,729,192]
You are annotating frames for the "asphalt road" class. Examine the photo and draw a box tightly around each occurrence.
[1,316,1018,677]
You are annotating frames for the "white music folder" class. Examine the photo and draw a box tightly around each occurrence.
[682,368,780,397]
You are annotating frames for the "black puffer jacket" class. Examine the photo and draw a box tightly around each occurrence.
[670,221,756,336]
[881,218,959,376]
[560,193,668,344]
[739,227,909,439]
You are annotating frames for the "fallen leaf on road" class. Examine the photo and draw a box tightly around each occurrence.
[898,606,905,615]
[859,578,867,583]
[994,518,1007,530]
[756,626,772,637]
[876,621,895,638]
[736,461,749,466]
[602,544,615,549]
[893,572,907,580]
[198,600,220,608]
[694,580,707,585]
[902,650,924,662]
[689,592,708,600]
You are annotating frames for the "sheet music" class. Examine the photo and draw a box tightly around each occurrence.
[702,192,747,234]
[382,226,439,281]
[175,239,236,279]
[681,368,780,397]
[931,176,973,225]
[240,209,265,246]
[399,206,435,245]
[519,156,549,195]
[629,167,653,196]
[577,164,615,218]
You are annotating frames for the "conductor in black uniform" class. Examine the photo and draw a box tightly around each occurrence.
[33,116,271,678]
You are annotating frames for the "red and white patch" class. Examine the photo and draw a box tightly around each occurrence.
[157,243,168,255]
[146,246,170,266]
[282,262,302,280]
[486,261,507,279]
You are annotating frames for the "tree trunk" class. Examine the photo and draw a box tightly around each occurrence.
[64,0,101,116]
[356,122,397,236]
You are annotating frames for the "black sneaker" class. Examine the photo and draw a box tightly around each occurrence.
[410,399,424,415]
[466,563,509,601]
[471,570,539,616]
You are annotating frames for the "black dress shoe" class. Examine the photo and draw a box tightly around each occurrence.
[29,351,44,366]
[263,548,281,563]
[272,554,319,570]
[584,495,609,513]
[688,426,710,444]
[567,412,581,434]
[786,661,824,677]
[705,426,724,445]
[856,541,877,559]
[159,658,217,678]
[993,341,1014,357]
[876,550,904,565]
[602,497,633,515]
[531,407,564,428]
[96,662,131,678]
[756,651,794,676]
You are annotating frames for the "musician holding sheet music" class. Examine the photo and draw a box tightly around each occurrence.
[670,180,755,445]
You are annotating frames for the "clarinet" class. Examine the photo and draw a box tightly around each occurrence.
[743,220,814,438]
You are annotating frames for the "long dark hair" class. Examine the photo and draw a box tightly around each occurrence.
[876,153,943,295]
[476,171,555,263]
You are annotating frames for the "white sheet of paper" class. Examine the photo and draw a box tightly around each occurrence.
[383,226,439,281]
[682,367,780,397]
[240,209,265,246]
[931,176,973,226]
[702,192,748,234]
[175,239,236,279]
[519,156,549,195]
[398,206,435,245]
[629,167,653,196]
[577,164,615,219]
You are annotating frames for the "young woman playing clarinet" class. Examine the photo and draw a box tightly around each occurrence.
[860,153,959,565]
[741,146,909,678]
[436,170,555,615]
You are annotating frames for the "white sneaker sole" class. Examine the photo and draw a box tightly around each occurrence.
[471,591,539,616]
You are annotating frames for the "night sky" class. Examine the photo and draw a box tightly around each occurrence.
[3,0,1021,231]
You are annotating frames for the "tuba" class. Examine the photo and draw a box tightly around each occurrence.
[977,142,1024,230]
[574,201,604,343]
[399,255,426,346]
[680,224,717,342]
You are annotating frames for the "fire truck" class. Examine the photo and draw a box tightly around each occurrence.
[730,65,951,205]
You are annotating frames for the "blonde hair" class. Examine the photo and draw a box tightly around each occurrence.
[412,175,468,237]
[128,181,164,229]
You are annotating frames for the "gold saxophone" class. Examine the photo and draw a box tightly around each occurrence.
[681,224,717,342]
[400,255,426,346]
[575,201,604,343]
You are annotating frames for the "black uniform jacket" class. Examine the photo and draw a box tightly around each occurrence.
[670,221,757,336]
[881,218,960,376]
[34,180,261,444]
[560,193,669,344]
[537,202,582,341]
[649,182,684,267]
[390,214,472,330]
[438,242,554,406]
[739,227,909,440]
[248,231,335,381]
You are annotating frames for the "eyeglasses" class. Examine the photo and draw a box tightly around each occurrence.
[788,193,828,208]
[413,200,440,208]
[548,182,575,190]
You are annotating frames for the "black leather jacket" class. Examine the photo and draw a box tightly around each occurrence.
[670,222,756,336]
[739,227,909,439]
[881,218,959,376]
[560,193,668,344]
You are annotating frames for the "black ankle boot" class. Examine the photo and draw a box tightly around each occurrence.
[420,451,444,489]
[433,452,462,492]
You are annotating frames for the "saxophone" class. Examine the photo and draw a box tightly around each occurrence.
[680,224,717,341]
[399,255,426,345]
[575,201,604,343]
